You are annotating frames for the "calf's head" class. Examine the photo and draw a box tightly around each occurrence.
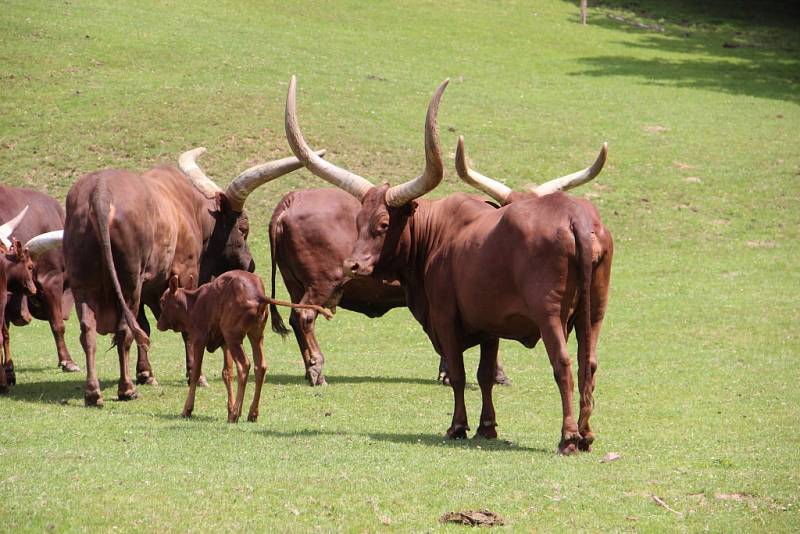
[1,239,36,296]
[284,75,447,278]
[157,275,191,333]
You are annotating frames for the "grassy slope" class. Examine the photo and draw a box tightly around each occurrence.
[1,0,798,531]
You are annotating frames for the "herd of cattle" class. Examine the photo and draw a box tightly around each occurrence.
[1,77,612,454]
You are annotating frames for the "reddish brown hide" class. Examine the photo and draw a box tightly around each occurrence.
[157,271,330,422]
[63,147,309,407]
[0,237,36,393]
[284,77,612,454]
[0,187,79,383]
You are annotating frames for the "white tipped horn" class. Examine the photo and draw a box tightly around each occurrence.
[178,147,223,199]
[385,79,449,207]
[24,230,63,259]
[0,205,29,248]
[455,136,512,204]
[224,149,327,212]
[533,143,608,195]
[285,75,375,200]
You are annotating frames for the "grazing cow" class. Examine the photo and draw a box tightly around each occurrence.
[64,146,319,406]
[285,76,613,454]
[0,187,80,377]
[157,271,331,422]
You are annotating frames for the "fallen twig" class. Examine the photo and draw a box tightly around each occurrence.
[652,495,683,517]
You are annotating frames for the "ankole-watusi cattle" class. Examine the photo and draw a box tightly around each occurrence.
[285,76,612,454]
[0,210,66,392]
[269,188,510,386]
[157,271,331,422]
[63,146,319,407]
[0,187,81,380]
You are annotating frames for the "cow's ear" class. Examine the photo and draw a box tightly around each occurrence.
[12,238,23,257]
[169,275,180,294]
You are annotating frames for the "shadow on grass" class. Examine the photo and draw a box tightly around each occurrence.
[1,378,160,405]
[257,428,552,455]
[265,373,442,387]
[564,0,800,103]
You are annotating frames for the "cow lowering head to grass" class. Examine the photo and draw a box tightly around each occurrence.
[64,143,321,407]
[0,210,66,392]
[156,271,331,422]
[0,187,81,387]
[285,76,613,454]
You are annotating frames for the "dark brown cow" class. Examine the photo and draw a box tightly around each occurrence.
[64,147,317,406]
[285,76,613,454]
[0,187,80,378]
[156,271,331,422]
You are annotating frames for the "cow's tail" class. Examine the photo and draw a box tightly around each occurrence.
[89,181,150,349]
[268,201,290,338]
[267,297,333,320]
[572,216,594,409]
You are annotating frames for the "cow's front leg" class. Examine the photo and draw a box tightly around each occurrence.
[541,317,580,455]
[476,338,499,439]
[134,308,157,385]
[183,332,208,388]
[115,328,138,401]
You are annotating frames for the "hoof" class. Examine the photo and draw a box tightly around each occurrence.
[307,368,326,387]
[438,372,451,386]
[578,433,594,452]
[182,409,193,418]
[84,390,104,407]
[558,431,581,455]
[494,373,512,386]
[247,413,258,423]
[198,375,209,388]
[0,384,9,395]
[5,362,16,385]
[60,360,81,373]
[476,423,498,439]
[117,388,139,401]
[227,414,241,424]
[447,425,469,440]
[136,371,157,386]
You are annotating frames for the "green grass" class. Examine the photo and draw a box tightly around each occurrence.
[1,0,799,531]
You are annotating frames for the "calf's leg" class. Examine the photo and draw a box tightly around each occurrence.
[227,343,250,423]
[182,340,206,418]
[221,347,235,415]
[183,332,208,388]
[246,328,267,422]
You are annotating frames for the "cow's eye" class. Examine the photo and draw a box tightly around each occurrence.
[378,221,389,232]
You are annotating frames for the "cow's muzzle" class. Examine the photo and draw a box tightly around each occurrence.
[343,256,374,278]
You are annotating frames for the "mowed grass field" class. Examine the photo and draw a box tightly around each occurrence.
[1,0,799,531]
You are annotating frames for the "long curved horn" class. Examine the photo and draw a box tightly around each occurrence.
[532,143,608,195]
[385,79,448,207]
[224,149,327,212]
[455,136,512,204]
[178,147,223,199]
[285,76,374,200]
[25,230,63,259]
[0,205,29,248]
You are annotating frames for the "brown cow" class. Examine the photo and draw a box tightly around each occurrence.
[0,187,80,377]
[156,271,331,422]
[285,76,613,454]
[64,146,319,406]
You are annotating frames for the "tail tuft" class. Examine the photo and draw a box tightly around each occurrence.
[270,303,290,338]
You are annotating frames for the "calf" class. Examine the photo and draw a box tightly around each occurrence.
[0,237,36,393]
[157,271,331,422]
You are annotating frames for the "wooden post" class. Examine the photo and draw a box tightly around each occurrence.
[580,0,588,25]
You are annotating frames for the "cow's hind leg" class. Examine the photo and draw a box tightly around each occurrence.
[182,340,205,418]
[115,328,138,401]
[290,307,326,386]
[78,302,103,407]
[227,343,250,423]
[134,309,157,386]
[541,317,580,455]
[476,338,499,439]
[246,327,267,422]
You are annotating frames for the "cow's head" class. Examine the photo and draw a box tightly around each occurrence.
[1,239,37,296]
[178,146,326,283]
[157,275,191,333]
[284,76,447,278]
[454,135,608,204]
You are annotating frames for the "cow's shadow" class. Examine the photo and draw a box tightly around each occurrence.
[257,428,551,454]
[265,373,443,387]
[3,378,119,404]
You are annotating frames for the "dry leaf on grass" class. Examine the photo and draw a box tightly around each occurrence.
[601,452,621,463]
[440,509,505,526]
